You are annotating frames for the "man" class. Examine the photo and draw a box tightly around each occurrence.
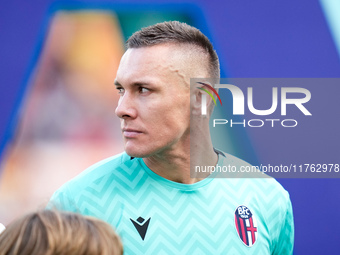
[48,21,294,254]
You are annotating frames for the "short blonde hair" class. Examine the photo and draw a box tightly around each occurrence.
[0,210,123,255]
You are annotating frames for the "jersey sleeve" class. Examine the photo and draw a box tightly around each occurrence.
[272,192,294,255]
[46,184,79,213]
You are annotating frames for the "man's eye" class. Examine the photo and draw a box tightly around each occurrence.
[116,87,124,94]
[140,87,149,93]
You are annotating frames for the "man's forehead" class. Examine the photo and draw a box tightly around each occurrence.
[116,43,208,87]
[119,46,171,72]
[117,46,181,77]
[114,76,160,87]
[122,43,204,63]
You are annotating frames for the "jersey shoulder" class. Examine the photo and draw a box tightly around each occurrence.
[66,152,131,190]
[48,152,138,207]
[218,151,291,205]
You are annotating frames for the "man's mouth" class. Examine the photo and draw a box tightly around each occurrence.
[122,128,143,138]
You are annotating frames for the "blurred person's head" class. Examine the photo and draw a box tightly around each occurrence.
[0,210,123,255]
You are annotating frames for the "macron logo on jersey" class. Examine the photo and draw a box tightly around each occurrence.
[234,205,258,247]
[130,217,151,241]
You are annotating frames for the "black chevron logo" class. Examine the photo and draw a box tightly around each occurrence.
[130,217,151,241]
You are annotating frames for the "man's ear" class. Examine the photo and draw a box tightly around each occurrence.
[191,84,214,116]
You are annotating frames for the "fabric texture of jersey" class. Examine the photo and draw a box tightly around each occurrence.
[48,151,294,255]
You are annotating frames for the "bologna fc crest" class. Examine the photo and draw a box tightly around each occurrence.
[234,205,258,247]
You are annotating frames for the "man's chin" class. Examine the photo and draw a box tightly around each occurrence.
[124,141,167,158]
[125,146,150,158]
[125,150,145,158]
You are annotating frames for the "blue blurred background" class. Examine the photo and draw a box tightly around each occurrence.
[1,0,340,254]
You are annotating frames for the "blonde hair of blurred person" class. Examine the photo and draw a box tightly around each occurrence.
[0,210,123,255]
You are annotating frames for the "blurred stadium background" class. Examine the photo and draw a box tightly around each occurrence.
[0,1,340,254]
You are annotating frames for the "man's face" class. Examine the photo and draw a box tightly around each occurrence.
[114,44,191,158]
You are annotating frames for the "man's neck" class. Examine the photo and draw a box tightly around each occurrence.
[143,143,218,184]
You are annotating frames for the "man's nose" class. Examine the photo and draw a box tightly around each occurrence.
[115,92,137,119]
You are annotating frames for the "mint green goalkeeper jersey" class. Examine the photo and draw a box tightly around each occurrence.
[48,151,294,255]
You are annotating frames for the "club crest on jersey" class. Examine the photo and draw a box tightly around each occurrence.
[234,205,258,247]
